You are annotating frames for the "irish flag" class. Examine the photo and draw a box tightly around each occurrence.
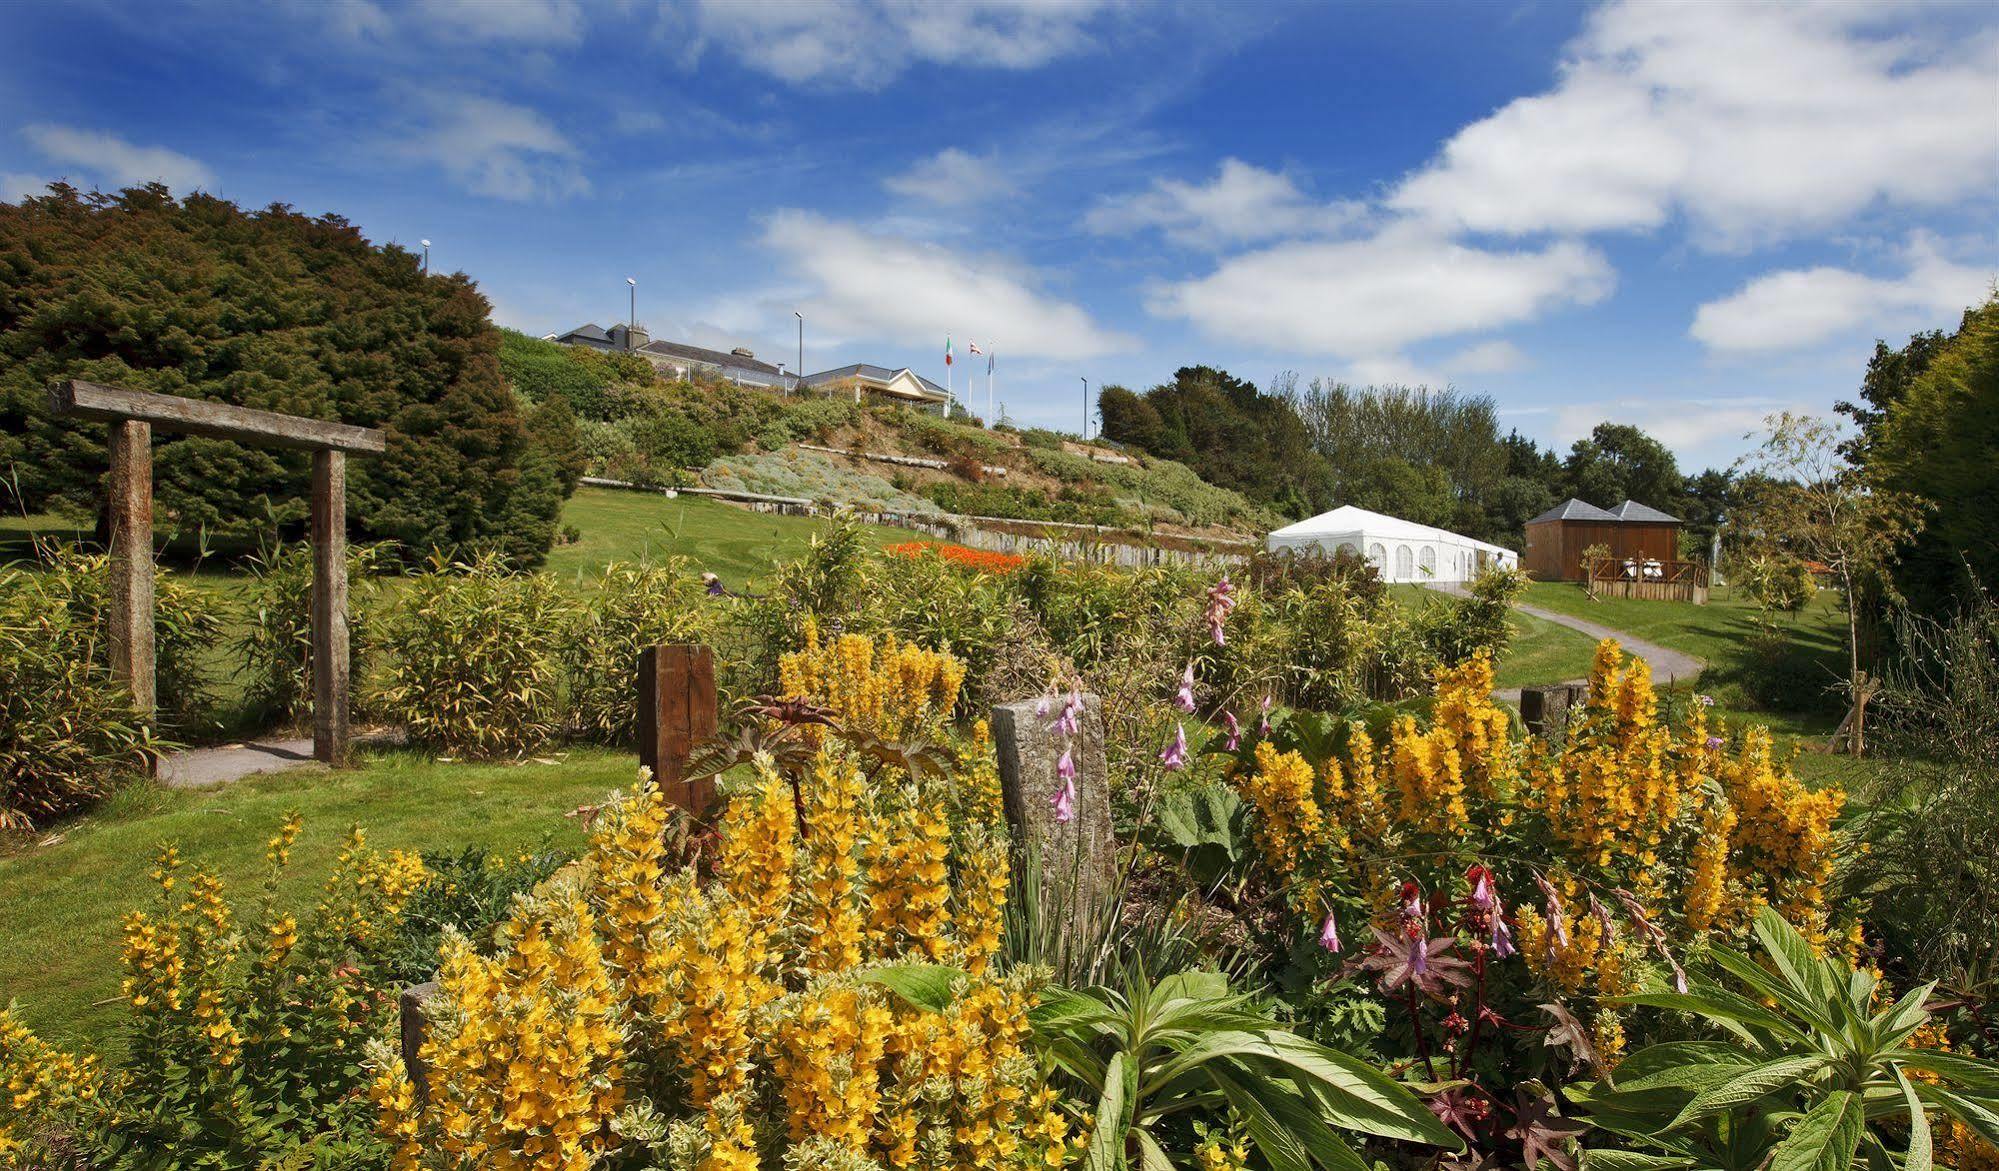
[944,335,954,366]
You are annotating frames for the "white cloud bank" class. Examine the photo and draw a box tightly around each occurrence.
[1148,223,1612,360]
[1388,0,1997,249]
[395,93,588,201]
[884,147,1017,207]
[1691,236,1994,354]
[1085,158,1363,249]
[21,125,215,192]
[687,0,1125,88]
[764,209,1132,361]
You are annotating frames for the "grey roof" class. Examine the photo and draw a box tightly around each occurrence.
[637,338,785,378]
[801,364,949,399]
[557,322,613,343]
[1610,499,1680,523]
[1528,498,1620,524]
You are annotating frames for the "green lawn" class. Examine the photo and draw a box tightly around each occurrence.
[1388,584,1605,691]
[545,486,927,587]
[1517,580,1846,675]
[0,749,638,1055]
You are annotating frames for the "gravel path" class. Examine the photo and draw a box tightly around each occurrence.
[1428,583,1705,700]
[158,729,405,790]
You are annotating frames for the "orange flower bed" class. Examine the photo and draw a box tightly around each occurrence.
[885,540,1025,575]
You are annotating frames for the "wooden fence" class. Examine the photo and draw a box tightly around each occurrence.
[1585,556,1710,603]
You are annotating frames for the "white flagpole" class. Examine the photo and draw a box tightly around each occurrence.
[986,352,993,428]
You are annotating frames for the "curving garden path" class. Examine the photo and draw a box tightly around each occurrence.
[1426,583,1705,700]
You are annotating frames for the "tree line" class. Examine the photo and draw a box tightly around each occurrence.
[1098,367,1734,553]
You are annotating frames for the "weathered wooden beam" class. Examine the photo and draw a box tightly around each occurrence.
[638,644,718,818]
[992,693,1116,980]
[50,379,386,454]
[311,450,351,765]
[106,420,157,729]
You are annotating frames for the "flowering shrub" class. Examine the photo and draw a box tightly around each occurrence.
[778,618,968,739]
[0,817,426,1166]
[1220,639,1853,1155]
[883,539,1026,575]
[371,637,1075,1169]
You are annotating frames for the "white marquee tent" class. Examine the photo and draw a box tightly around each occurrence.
[1264,505,1518,584]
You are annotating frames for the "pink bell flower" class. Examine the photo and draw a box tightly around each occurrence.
[1318,909,1342,954]
[1051,777,1076,823]
[1175,662,1197,713]
[1160,723,1188,770]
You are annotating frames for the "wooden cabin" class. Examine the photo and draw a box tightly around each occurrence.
[1524,498,1706,601]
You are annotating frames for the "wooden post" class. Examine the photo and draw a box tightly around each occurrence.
[106,419,156,722]
[639,644,718,817]
[311,450,350,765]
[991,693,1116,980]
[1520,683,1583,742]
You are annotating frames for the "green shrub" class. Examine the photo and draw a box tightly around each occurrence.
[25,544,222,729]
[379,842,571,987]
[375,554,573,757]
[632,412,718,470]
[237,541,384,728]
[563,560,712,744]
[1736,552,1818,614]
[0,564,153,829]
[1416,565,1525,666]
[700,451,938,513]
[925,479,1130,525]
[498,328,612,417]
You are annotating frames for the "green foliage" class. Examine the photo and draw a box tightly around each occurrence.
[1032,967,1460,1169]
[1862,295,1998,616]
[1417,566,1527,666]
[378,842,572,987]
[0,186,579,565]
[562,560,712,744]
[1563,422,1685,514]
[1022,446,1269,530]
[0,561,154,830]
[926,479,1128,525]
[498,328,612,417]
[701,451,938,513]
[1735,554,1817,616]
[1098,367,1326,518]
[237,541,384,727]
[1576,907,1999,1171]
[374,554,572,757]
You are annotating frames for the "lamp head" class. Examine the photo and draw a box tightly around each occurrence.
[626,277,637,286]
[420,238,430,248]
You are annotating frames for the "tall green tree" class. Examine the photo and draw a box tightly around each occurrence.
[1561,422,1683,510]
[1097,366,1327,518]
[0,184,577,564]
[1855,297,1998,614]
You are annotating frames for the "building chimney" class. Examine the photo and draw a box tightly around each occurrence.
[624,323,650,352]
[730,346,755,359]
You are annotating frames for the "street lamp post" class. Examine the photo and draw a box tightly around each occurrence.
[420,239,430,274]
[1080,377,1089,441]
[626,277,637,332]
[794,311,803,396]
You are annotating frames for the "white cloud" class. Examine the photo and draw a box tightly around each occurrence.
[1086,158,1363,249]
[20,125,216,192]
[1549,396,1805,461]
[414,0,583,43]
[1148,222,1613,357]
[1690,235,1993,353]
[1344,354,1446,389]
[395,93,588,201]
[884,148,1017,206]
[3,173,51,202]
[762,209,1132,360]
[685,0,1123,88]
[1389,0,1998,248]
[1444,339,1529,375]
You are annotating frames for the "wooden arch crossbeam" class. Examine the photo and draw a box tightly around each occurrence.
[48,379,386,766]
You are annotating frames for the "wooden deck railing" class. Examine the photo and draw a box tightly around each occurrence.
[1584,557,1710,602]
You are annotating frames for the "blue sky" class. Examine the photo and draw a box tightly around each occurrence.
[3,0,1994,470]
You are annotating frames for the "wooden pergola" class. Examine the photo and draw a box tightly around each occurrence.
[49,379,386,765]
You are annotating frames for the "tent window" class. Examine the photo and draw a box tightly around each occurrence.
[1367,542,1386,569]
[1395,545,1414,578]
[1337,541,1357,556]
[1419,546,1437,576]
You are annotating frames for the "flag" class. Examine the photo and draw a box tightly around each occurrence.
[987,349,995,375]
[944,336,953,366]
[968,340,983,355]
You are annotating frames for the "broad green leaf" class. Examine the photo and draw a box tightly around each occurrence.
[1150,1029,1456,1148]
[1085,1051,1135,1171]
[1915,1083,1999,1147]
[1897,1049,1999,1094]
[862,963,964,1012]
[1208,1067,1319,1171]
[1752,908,1834,1005]
[1871,984,1939,1051]
[1706,946,1841,1037]
[1134,1130,1175,1171]
[1580,1152,1698,1171]
[1149,969,1233,1012]
[1896,1067,1931,1171]
[1611,1043,1759,1093]
[1669,1056,1830,1130]
[1766,1090,1862,1171]
[1619,985,1806,1045]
